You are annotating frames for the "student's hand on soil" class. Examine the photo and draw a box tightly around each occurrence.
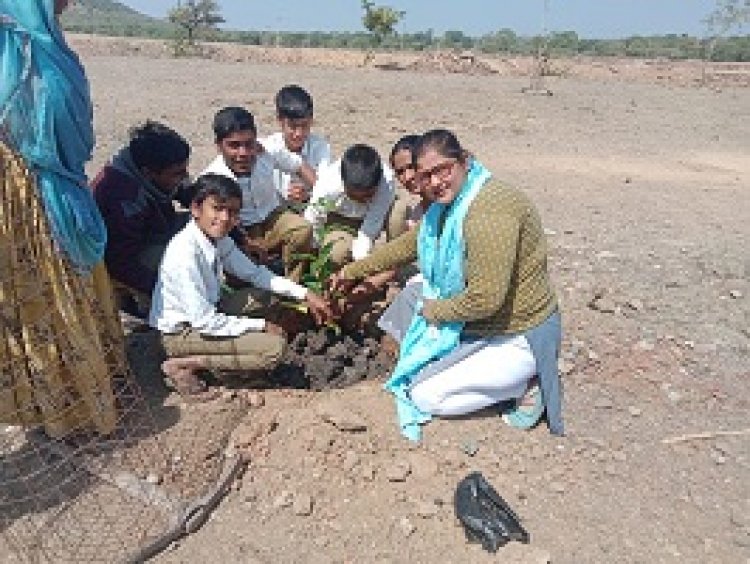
[328,271,357,295]
[264,321,286,337]
[305,291,334,325]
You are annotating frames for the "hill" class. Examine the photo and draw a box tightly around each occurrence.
[60,0,173,38]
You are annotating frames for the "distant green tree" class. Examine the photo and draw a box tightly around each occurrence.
[361,0,404,46]
[168,0,224,45]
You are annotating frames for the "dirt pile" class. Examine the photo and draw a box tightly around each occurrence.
[406,51,499,76]
[274,329,396,391]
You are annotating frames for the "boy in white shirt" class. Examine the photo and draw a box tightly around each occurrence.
[201,106,314,281]
[304,143,408,269]
[260,85,331,207]
[149,174,331,401]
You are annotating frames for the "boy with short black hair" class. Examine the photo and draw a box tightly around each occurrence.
[261,84,331,205]
[304,143,408,269]
[92,121,190,305]
[149,173,331,400]
[201,106,316,281]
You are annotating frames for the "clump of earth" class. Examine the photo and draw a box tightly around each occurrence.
[272,328,396,391]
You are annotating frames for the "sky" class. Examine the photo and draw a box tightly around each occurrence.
[119,0,748,38]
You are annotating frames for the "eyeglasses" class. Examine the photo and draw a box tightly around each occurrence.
[414,159,457,186]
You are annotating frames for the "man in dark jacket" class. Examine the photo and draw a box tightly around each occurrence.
[92,121,190,307]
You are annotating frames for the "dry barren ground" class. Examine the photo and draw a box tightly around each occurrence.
[3,38,749,563]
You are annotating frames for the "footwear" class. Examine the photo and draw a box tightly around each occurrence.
[501,377,544,430]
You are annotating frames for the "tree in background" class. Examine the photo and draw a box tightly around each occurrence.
[361,0,404,48]
[703,0,750,81]
[168,0,224,46]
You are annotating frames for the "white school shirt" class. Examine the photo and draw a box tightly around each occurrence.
[149,220,308,337]
[303,159,396,260]
[200,148,302,227]
[260,132,332,200]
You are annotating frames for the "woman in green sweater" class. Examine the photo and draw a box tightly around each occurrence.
[330,129,563,440]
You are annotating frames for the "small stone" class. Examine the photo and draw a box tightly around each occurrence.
[603,464,618,476]
[145,473,161,485]
[728,290,743,299]
[360,464,376,481]
[558,358,575,375]
[222,389,237,401]
[246,391,265,408]
[397,517,416,537]
[543,228,557,236]
[462,439,479,457]
[732,529,750,548]
[710,451,727,465]
[549,481,566,494]
[729,499,750,528]
[317,405,368,433]
[342,450,360,472]
[594,397,614,409]
[625,298,643,311]
[385,460,411,482]
[273,490,294,509]
[415,500,439,519]
[634,340,655,351]
[612,451,627,463]
[293,493,313,516]
[628,406,642,417]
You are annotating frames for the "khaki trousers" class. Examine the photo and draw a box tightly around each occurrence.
[159,287,286,372]
[323,196,409,269]
[245,207,313,282]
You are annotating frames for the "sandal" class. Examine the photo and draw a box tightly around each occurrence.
[501,377,544,430]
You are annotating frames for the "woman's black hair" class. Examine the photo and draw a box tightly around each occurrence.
[389,134,421,166]
[190,173,242,206]
[414,129,467,162]
[129,121,190,172]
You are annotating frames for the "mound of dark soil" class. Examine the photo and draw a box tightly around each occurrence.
[272,328,396,391]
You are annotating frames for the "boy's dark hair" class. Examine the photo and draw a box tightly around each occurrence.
[414,129,468,163]
[275,85,314,120]
[341,144,383,193]
[190,173,242,206]
[389,134,421,166]
[129,121,190,172]
[213,107,256,143]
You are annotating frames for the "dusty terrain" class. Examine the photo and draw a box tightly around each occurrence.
[4,37,750,563]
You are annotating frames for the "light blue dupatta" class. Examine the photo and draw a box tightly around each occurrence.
[1,0,106,271]
[384,159,492,441]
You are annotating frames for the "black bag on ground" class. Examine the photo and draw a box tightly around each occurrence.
[454,471,530,552]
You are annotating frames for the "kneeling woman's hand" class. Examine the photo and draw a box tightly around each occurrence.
[264,321,286,337]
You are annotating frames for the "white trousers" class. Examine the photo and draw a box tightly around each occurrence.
[409,334,536,417]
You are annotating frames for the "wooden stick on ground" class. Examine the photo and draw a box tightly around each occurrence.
[662,428,750,445]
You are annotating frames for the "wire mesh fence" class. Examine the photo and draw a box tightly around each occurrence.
[1,144,246,562]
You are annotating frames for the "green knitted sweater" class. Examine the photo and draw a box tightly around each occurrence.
[341,180,557,336]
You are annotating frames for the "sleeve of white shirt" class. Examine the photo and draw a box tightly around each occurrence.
[220,239,308,301]
[266,143,303,174]
[355,170,396,257]
[164,249,265,337]
[312,137,332,171]
[304,163,339,246]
